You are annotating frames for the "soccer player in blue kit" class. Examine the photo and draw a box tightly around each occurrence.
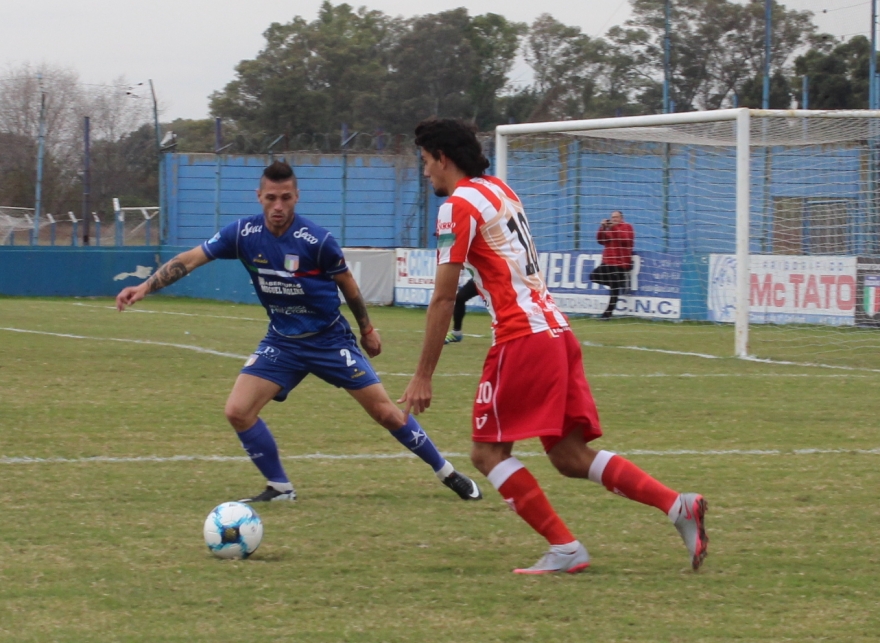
[116,160,482,503]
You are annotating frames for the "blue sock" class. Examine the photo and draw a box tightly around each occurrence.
[389,415,447,473]
[236,418,289,484]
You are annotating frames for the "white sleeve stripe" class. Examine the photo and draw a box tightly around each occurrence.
[454,186,496,216]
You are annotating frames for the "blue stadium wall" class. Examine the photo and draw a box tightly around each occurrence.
[2,146,868,322]
[0,246,260,304]
[163,152,444,249]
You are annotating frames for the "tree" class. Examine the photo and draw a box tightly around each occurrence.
[0,63,152,216]
[607,0,815,112]
[210,2,403,138]
[736,70,794,108]
[0,132,36,208]
[163,118,217,153]
[465,13,527,128]
[524,14,614,120]
[90,123,158,210]
[384,9,478,129]
[795,35,870,109]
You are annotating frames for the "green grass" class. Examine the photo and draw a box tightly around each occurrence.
[1,296,878,642]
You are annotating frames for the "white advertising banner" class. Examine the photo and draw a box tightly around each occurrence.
[394,248,483,308]
[394,248,681,319]
[341,248,395,305]
[708,254,857,326]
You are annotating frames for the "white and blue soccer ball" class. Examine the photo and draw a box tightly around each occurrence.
[203,501,263,559]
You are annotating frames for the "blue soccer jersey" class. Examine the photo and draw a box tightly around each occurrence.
[201,214,349,338]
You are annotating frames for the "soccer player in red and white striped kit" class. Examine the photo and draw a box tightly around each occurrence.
[400,117,708,574]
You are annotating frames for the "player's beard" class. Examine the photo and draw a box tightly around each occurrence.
[433,186,449,197]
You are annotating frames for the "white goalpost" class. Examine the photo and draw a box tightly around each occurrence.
[495,109,880,368]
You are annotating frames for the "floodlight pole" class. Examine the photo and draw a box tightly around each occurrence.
[871,0,878,110]
[663,0,671,114]
[34,80,47,243]
[762,0,772,109]
[82,116,91,245]
[149,79,165,244]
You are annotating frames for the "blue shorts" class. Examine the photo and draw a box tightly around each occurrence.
[241,326,381,402]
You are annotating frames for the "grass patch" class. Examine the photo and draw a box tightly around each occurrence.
[0,297,878,642]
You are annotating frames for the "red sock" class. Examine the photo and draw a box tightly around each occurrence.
[601,455,679,513]
[498,467,574,545]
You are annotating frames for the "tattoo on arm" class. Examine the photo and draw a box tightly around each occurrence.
[144,259,189,294]
[345,292,371,332]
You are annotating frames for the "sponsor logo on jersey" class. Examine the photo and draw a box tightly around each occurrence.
[241,222,263,236]
[437,220,454,232]
[258,276,305,296]
[268,304,311,315]
[207,232,221,244]
[253,254,269,264]
[253,345,280,362]
[293,227,319,244]
[284,254,299,272]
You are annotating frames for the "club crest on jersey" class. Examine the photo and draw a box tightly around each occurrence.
[284,255,299,272]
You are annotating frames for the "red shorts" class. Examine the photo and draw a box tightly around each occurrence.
[472,328,602,451]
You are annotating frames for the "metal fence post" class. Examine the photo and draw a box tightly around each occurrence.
[69,212,78,247]
[114,198,123,246]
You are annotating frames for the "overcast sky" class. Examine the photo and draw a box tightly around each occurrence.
[0,0,869,121]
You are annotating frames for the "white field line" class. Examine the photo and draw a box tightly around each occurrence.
[71,302,267,323]
[17,302,880,362]
[0,327,249,360]
[68,303,488,336]
[1,327,872,378]
[41,302,880,368]
[2,447,879,466]
[582,341,880,374]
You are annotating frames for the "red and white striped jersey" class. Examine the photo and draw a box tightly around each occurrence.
[436,175,569,345]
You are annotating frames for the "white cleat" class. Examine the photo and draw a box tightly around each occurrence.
[513,542,590,575]
[673,493,708,571]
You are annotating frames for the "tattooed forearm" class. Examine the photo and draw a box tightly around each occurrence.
[144,259,189,293]
[345,292,371,332]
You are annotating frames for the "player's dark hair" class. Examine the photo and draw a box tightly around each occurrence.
[414,118,490,177]
[262,160,297,187]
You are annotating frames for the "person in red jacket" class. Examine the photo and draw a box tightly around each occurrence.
[590,210,634,319]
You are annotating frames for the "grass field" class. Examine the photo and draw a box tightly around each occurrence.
[1,296,878,642]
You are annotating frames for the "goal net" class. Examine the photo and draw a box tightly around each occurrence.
[495,109,880,371]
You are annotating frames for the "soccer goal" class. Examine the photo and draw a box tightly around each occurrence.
[495,109,880,370]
